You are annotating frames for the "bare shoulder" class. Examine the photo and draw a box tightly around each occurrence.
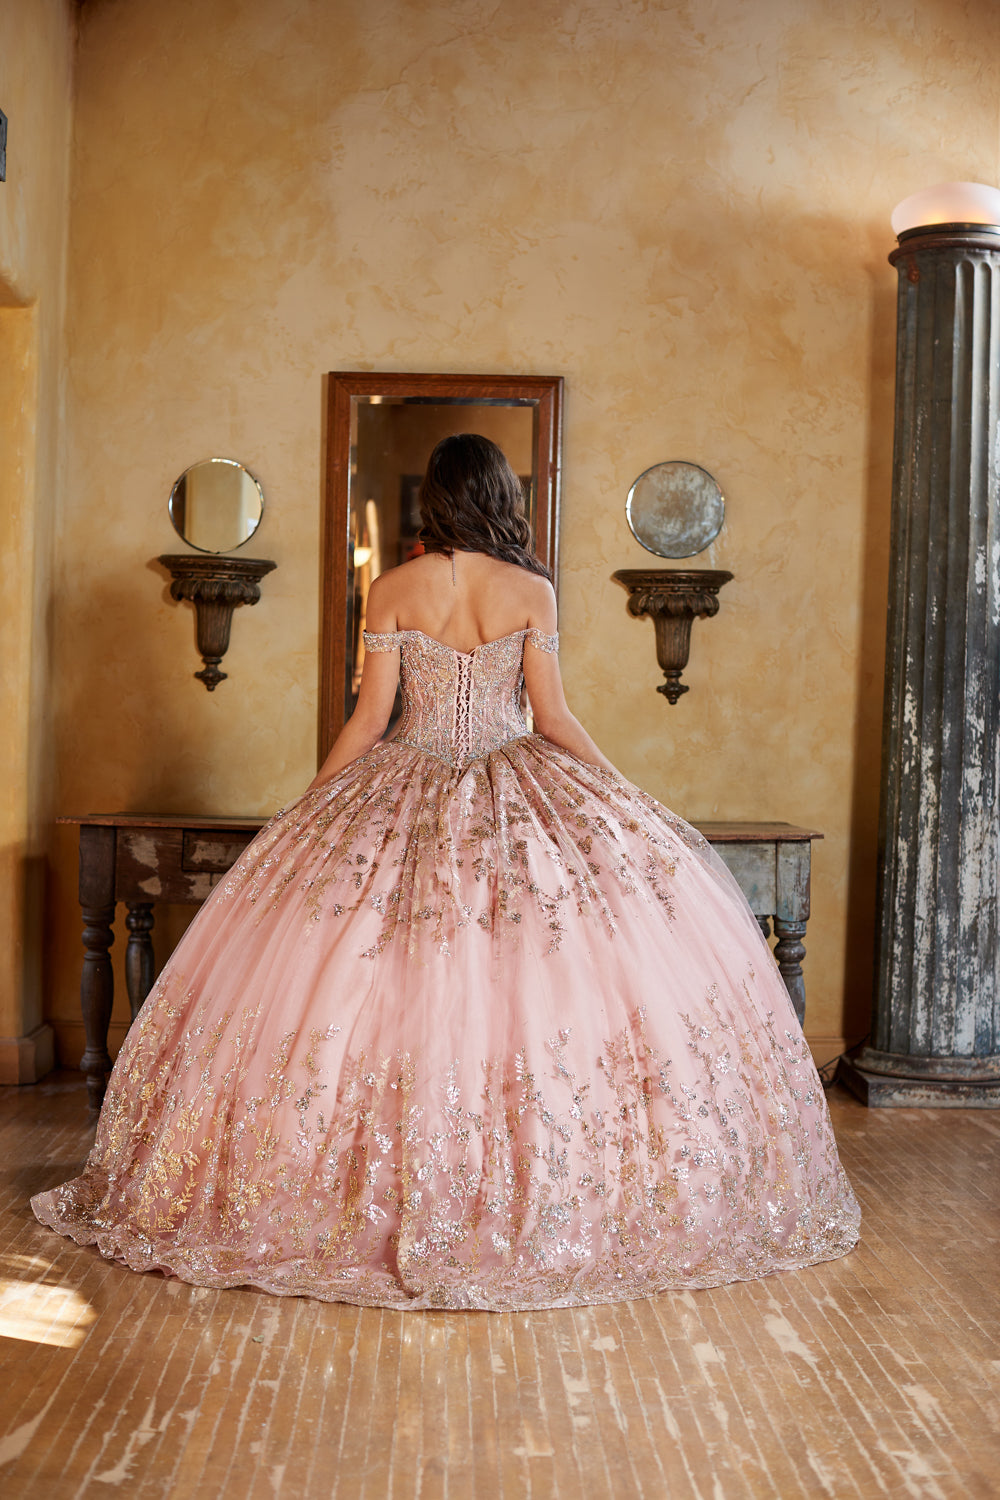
[367,556,441,609]
[477,558,555,624]
[363,561,426,630]
[376,555,440,588]
[519,570,558,632]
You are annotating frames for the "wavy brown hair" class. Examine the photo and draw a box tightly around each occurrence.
[418,433,550,578]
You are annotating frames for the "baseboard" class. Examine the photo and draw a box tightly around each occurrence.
[50,1018,132,1069]
[0,1023,56,1084]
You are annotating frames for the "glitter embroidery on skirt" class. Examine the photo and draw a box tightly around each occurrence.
[32,628,859,1309]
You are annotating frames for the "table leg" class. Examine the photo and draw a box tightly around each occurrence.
[756,916,771,941]
[78,824,116,1111]
[774,917,807,1028]
[80,902,115,1112]
[125,902,155,1022]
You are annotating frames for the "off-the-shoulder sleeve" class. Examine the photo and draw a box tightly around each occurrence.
[525,628,559,654]
[363,630,402,653]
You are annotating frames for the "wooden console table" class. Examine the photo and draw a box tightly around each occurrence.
[60,814,820,1109]
[58,814,264,1109]
[692,822,822,1028]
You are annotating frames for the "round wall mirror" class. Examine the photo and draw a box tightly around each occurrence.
[626,461,724,558]
[168,458,264,554]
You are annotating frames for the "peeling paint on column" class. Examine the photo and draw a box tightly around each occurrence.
[841,225,1000,1107]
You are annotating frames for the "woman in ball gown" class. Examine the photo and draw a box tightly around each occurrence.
[33,434,859,1310]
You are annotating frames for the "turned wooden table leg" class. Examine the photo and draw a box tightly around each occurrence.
[773,917,808,1028]
[78,825,117,1112]
[125,902,155,1022]
[80,905,115,1110]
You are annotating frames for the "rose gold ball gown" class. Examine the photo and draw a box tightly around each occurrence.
[33,628,859,1309]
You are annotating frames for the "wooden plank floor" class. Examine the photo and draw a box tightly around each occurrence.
[1,1073,997,1498]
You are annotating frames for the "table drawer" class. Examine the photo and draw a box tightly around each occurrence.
[182,829,258,873]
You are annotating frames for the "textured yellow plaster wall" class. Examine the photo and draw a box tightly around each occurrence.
[0,307,39,1054]
[47,0,1000,1061]
[0,0,74,1075]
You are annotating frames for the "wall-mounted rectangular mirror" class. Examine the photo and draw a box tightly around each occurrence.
[320,372,563,759]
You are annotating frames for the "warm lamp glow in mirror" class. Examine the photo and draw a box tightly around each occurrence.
[320,373,563,759]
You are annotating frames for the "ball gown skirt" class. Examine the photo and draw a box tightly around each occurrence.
[33,628,860,1310]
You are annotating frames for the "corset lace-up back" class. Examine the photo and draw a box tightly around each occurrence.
[362,628,559,768]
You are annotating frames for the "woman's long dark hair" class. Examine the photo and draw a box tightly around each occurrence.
[418,433,551,579]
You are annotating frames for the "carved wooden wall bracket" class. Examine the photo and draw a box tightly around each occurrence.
[157,555,277,690]
[612,568,733,703]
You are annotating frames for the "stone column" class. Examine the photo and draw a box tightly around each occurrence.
[841,222,1000,1106]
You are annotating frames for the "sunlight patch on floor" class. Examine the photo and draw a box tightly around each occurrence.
[0,1255,95,1348]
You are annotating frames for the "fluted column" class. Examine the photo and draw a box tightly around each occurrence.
[842,220,1000,1106]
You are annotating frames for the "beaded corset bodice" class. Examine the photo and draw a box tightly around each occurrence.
[362,627,559,769]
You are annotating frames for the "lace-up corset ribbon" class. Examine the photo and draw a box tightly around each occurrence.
[362,628,559,769]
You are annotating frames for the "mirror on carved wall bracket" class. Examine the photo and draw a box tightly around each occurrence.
[320,372,563,759]
[168,457,264,554]
[160,457,274,690]
[625,461,724,559]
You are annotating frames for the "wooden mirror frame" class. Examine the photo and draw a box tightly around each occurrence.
[319,372,564,760]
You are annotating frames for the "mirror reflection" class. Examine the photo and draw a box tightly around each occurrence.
[626,461,724,559]
[349,402,534,700]
[321,374,563,758]
[168,458,264,554]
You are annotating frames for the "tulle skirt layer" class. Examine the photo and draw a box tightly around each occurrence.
[32,737,859,1309]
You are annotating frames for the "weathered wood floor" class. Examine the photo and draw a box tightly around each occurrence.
[1,1074,997,1498]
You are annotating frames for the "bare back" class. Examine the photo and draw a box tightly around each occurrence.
[314,546,613,781]
[365,551,556,653]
